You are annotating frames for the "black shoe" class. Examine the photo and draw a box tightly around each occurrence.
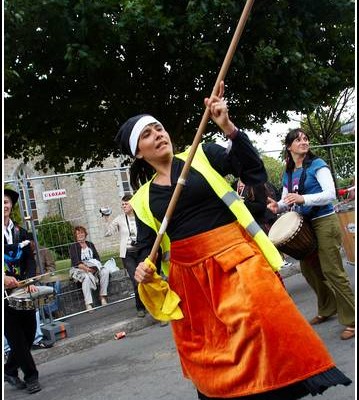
[136,310,146,318]
[31,339,54,350]
[4,373,26,389]
[26,380,42,394]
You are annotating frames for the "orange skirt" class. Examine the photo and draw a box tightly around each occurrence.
[169,222,335,398]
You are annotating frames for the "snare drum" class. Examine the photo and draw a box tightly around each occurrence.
[268,211,317,260]
[7,286,56,311]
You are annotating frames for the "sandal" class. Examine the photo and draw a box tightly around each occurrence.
[340,326,355,340]
[309,315,332,325]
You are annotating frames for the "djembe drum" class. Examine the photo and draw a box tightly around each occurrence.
[268,211,317,260]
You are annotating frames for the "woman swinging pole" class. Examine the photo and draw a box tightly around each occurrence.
[114,79,351,399]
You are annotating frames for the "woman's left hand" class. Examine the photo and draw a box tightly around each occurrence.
[284,193,305,206]
[27,284,39,293]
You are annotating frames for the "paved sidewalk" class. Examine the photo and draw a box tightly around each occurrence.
[33,297,158,365]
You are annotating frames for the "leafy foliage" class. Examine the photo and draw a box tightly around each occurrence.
[4,0,355,173]
[301,88,355,188]
[262,155,284,192]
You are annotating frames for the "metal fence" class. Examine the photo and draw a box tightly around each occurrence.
[4,166,135,321]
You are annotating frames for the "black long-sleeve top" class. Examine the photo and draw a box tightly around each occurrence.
[136,130,267,253]
[68,241,101,267]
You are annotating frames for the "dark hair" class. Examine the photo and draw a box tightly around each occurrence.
[122,194,133,202]
[284,128,317,172]
[129,158,156,191]
[73,225,88,239]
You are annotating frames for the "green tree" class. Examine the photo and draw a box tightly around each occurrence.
[262,155,284,192]
[301,87,355,190]
[4,0,355,173]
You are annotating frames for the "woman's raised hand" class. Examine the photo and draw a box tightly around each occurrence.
[204,81,236,136]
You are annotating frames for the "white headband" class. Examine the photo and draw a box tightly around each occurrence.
[129,115,161,156]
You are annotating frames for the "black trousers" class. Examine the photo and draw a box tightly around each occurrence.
[122,252,145,311]
[4,301,39,383]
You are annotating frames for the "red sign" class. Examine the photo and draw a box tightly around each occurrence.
[42,189,67,201]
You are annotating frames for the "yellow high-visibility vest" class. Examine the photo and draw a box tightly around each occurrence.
[130,177,171,276]
[131,144,283,273]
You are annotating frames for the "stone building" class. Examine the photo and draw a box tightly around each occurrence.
[4,155,132,256]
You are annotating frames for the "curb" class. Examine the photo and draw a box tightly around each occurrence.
[33,315,157,365]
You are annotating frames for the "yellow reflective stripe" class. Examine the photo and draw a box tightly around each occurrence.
[163,251,170,262]
[229,199,257,228]
[246,220,261,237]
[222,191,240,207]
[254,231,284,271]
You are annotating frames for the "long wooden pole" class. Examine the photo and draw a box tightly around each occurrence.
[148,0,256,263]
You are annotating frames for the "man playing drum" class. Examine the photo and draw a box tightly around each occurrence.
[3,187,42,394]
[267,128,355,341]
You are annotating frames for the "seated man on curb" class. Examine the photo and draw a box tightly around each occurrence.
[29,234,64,319]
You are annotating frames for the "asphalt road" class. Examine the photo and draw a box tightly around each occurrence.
[4,261,355,400]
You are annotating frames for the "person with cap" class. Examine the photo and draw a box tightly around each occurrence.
[3,187,42,394]
[114,81,352,400]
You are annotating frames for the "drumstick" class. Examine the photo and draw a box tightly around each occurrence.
[17,277,41,288]
[16,267,72,288]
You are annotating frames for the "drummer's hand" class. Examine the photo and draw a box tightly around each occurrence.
[267,197,279,214]
[135,261,154,284]
[284,193,304,206]
[4,275,19,289]
[27,284,39,293]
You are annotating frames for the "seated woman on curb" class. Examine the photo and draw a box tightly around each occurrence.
[68,225,110,311]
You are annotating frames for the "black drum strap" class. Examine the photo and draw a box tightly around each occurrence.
[288,159,319,218]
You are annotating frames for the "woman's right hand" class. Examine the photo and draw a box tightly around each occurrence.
[267,197,279,214]
[135,262,154,283]
[80,263,93,273]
